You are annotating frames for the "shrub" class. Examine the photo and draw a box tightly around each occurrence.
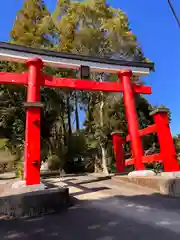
[47,154,61,171]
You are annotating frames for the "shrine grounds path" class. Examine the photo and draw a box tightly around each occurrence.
[1,174,180,239]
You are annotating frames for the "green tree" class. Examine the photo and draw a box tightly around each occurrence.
[46,0,146,174]
[47,0,151,174]
[10,0,54,48]
[173,134,180,155]
[0,0,69,173]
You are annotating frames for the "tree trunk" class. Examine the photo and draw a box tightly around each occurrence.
[99,91,109,175]
[101,143,109,175]
[60,112,67,147]
[66,92,72,164]
[74,92,80,132]
[66,92,72,139]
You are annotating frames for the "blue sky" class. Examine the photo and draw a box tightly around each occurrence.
[0,0,180,135]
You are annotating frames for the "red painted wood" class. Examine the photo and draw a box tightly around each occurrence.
[41,74,152,94]
[0,72,152,94]
[25,109,41,185]
[126,124,157,141]
[24,58,43,185]
[112,133,125,172]
[153,111,180,172]
[0,72,28,85]
[132,84,152,94]
[119,71,145,170]
[125,153,163,166]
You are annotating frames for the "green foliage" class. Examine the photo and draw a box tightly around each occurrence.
[50,0,146,60]
[69,132,87,157]
[47,154,61,171]
[0,146,16,173]
[10,0,54,48]
[84,93,158,167]
[173,134,180,154]
[14,159,24,179]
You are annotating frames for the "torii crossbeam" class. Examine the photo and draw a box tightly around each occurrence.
[0,42,154,185]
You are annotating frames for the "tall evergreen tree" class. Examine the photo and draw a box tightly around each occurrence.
[0,0,68,170]
[10,0,53,47]
[49,0,151,174]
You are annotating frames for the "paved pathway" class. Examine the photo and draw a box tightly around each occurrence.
[1,174,180,239]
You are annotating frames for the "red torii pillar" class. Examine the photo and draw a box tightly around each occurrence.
[24,58,43,185]
[111,131,125,172]
[150,108,180,172]
[118,71,145,171]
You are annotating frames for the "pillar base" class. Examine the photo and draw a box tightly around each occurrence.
[128,170,156,178]
[11,180,46,190]
[159,171,180,178]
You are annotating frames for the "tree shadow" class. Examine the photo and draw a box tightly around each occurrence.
[1,194,180,240]
[77,176,111,185]
[44,178,110,197]
[43,176,180,213]
[46,176,111,185]
[41,172,88,179]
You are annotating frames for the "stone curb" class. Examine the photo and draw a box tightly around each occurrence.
[0,187,70,219]
[112,176,180,197]
[76,175,112,184]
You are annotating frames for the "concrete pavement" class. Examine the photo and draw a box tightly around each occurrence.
[1,175,180,239]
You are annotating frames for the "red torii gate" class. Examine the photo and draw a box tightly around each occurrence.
[0,42,177,185]
[112,107,180,173]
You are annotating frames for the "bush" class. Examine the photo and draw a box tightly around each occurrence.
[14,159,24,179]
[47,154,61,171]
[0,148,16,173]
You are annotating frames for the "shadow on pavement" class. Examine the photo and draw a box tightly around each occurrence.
[41,172,88,179]
[45,178,111,197]
[112,193,180,212]
[0,194,180,240]
[45,175,111,185]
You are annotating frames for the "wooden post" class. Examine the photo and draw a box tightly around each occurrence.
[111,131,125,173]
[150,107,180,172]
[119,71,145,170]
[24,58,43,185]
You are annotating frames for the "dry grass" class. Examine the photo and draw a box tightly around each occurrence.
[0,139,15,163]
[0,138,16,173]
[0,150,15,163]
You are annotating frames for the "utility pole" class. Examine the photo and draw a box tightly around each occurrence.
[168,0,180,27]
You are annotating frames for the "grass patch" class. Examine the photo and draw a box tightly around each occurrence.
[0,138,7,148]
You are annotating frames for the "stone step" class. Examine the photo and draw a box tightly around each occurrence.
[112,175,180,197]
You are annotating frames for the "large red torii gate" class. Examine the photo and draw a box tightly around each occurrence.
[0,42,178,185]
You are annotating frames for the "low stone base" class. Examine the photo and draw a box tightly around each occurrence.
[113,175,180,197]
[128,170,156,177]
[159,171,180,178]
[0,184,70,219]
[11,180,47,191]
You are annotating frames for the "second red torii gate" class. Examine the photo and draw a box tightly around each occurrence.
[0,42,155,185]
